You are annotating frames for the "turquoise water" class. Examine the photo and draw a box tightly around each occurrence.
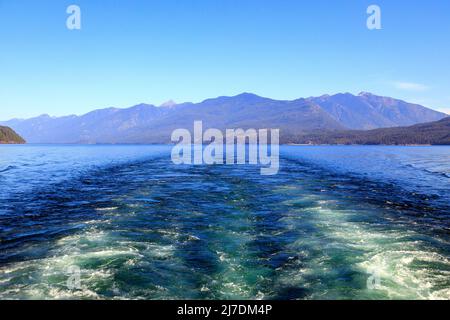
[0,145,449,300]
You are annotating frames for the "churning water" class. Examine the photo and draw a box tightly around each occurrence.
[0,145,449,300]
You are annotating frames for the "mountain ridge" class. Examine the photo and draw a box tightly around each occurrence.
[1,92,447,144]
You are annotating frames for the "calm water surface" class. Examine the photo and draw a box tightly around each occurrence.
[0,145,449,300]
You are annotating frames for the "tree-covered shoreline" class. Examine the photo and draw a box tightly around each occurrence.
[0,126,26,144]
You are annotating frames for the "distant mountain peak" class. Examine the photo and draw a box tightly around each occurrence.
[235,92,269,100]
[160,100,177,108]
[231,92,270,102]
[236,92,260,97]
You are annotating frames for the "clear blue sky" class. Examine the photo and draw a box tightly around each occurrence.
[1,0,449,120]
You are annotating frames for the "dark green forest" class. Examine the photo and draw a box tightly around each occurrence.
[282,117,450,145]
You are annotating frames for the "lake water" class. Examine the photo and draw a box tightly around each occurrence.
[0,145,449,300]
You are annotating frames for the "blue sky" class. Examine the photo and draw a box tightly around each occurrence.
[0,0,449,120]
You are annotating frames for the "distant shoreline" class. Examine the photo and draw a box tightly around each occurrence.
[285,143,437,146]
[2,143,448,147]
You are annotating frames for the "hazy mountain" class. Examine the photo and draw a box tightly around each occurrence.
[117,93,346,144]
[307,92,447,130]
[1,92,447,144]
[284,117,450,145]
[0,126,25,144]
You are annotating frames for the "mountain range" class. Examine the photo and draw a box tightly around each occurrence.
[1,92,447,144]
